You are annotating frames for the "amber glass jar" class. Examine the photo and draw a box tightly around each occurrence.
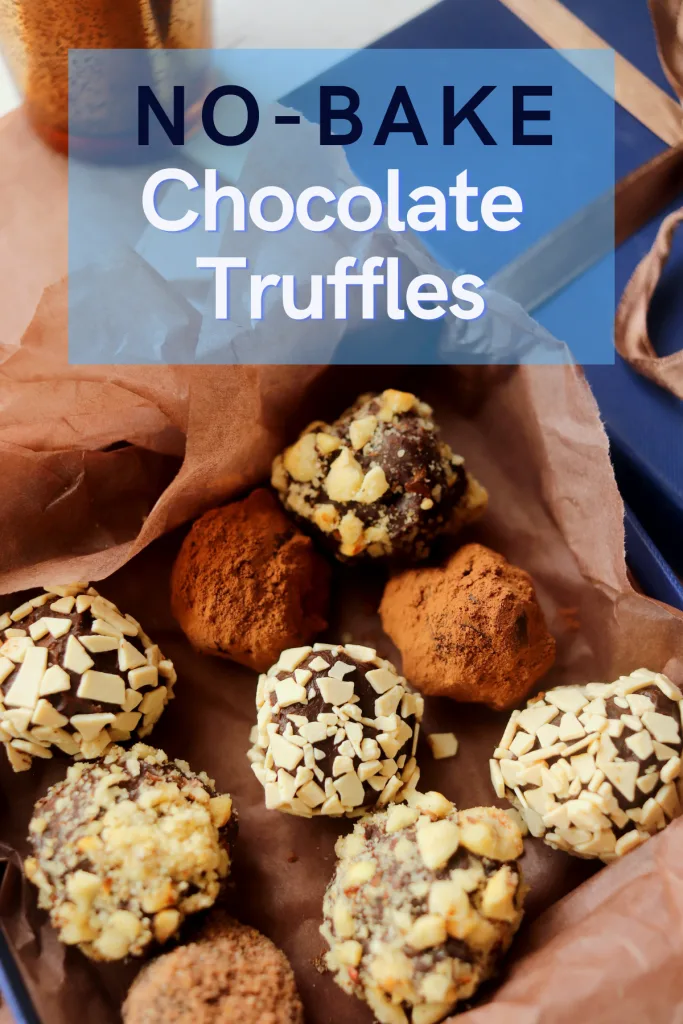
[0,0,209,156]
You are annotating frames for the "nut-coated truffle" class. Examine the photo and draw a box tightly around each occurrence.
[380,544,556,710]
[321,795,526,1024]
[171,489,330,672]
[248,642,423,817]
[24,744,236,960]
[122,912,303,1024]
[271,389,487,561]
[0,583,175,772]
[491,668,683,861]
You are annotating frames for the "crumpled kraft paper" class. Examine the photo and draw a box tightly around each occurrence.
[2,96,683,1024]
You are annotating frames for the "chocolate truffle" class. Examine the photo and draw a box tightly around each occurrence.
[171,489,330,672]
[271,389,487,561]
[24,743,236,960]
[490,669,683,861]
[321,795,525,1024]
[248,643,423,817]
[380,544,556,710]
[0,583,175,772]
[123,912,303,1024]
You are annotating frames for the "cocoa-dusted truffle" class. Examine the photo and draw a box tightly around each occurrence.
[271,389,487,561]
[24,743,236,960]
[248,643,423,817]
[321,794,526,1024]
[171,489,330,672]
[491,669,683,862]
[380,544,555,710]
[123,912,303,1024]
[0,584,175,772]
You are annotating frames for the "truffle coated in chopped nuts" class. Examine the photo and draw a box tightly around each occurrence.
[170,489,330,672]
[271,389,487,561]
[380,544,556,710]
[248,643,423,818]
[24,744,236,960]
[492,669,683,861]
[320,796,526,1024]
[122,912,303,1024]
[0,583,175,772]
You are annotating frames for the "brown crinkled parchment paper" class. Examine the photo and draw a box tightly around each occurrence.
[3,106,683,1024]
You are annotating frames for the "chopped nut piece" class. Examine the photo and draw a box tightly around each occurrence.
[427,732,458,760]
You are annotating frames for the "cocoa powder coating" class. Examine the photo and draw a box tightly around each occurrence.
[171,489,330,672]
[122,912,303,1024]
[379,543,556,710]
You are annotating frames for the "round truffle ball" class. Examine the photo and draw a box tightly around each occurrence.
[248,643,423,817]
[25,743,236,960]
[123,912,303,1024]
[491,669,683,862]
[380,544,556,710]
[271,389,487,561]
[0,583,176,772]
[321,795,525,1024]
[171,489,330,672]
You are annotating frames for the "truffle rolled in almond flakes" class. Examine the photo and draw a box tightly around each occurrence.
[0,583,176,772]
[24,744,236,960]
[171,489,330,672]
[491,669,683,861]
[122,912,303,1024]
[380,544,556,710]
[248,643,423,817]
[321,795,525,1024]
[271,389,487,561]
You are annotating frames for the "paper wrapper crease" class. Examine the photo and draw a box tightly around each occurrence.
[2,99,683,1024]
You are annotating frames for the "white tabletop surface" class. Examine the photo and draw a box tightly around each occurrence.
[0,0,439,119]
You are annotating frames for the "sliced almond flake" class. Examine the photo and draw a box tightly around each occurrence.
[602,760,639,803]
[63,635,94,674]
[365,667,398,695]
[661,757,681,785]
[2,708,32,733]
[0,637,33,663]
[50,596,75,614]
[128,665,158,691]
[518,743,565,764]
[328,661,356,680]
[344,644,376,662]
[90,597,137,637]
[91,618,123,639]
[76,671,125,706]
[11,738,52,759]
[625,729,654,761]
[490,759,505,798]
[4,646,48,709]
[642,711,680,746]
[545,687,589,714]
[319,677,354,706]
[31,699,68,728]
[117,639,147,671]
[655,781,680,818]
[40,618,72,639]
[10,602,34,622]
[375,686,404,720]
[277,647,313,672]
[358,760,382,782]
[308,656,330,672]
[622,714,642,732]
[626,693,655,717]
[498,710,520,751]
[294,668,312,686]
[334,771,365,808]
[39,664,70,696]
[509,731,534,757]
[559,713,585,743]
[0,657,15,686]
[518,703,558,734]
[275,678,307,707]
[655,673,683,701]
[536,723,560,748]
[653,740,679,761]
[637,772,660,795]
